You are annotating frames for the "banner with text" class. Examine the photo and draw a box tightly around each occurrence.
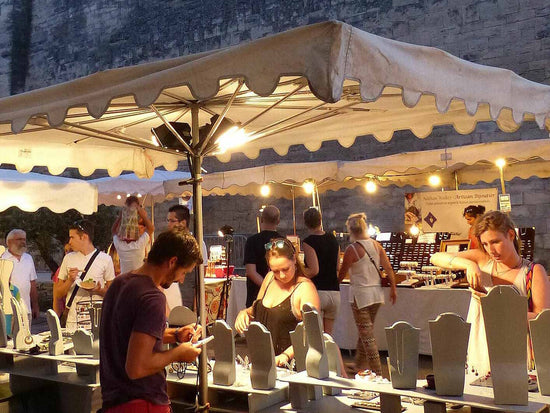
[404,189,498,238]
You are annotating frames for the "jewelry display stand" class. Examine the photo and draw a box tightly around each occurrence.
[10,297,33,350]
[0,308,7,348]
[429,312,470,396]
[168,305,197,326]
[245,322,276,390]
[72,329,93,355]
[303,308,329,380]
[46,309,63,356]
[385,321,420,389]
[289,322,306,372]
[212,320,236,386]
[323,333,342,396]
[529,309,550,395]
[481,286,528,405]
[0,260,14,318]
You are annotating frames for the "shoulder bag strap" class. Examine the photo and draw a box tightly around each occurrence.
[66,249,101,309]
[525,261,535,313]
[355,241,383,278]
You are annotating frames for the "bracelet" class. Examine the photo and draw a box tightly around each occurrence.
[448,256,456,268]
[174,327,182,345]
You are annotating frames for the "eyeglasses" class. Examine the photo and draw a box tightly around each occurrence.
[166,219,180,224]
[265,238,296,253]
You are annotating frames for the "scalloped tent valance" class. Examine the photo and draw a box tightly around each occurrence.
[0,20,548,175]
[180,140,550,199]
[0,169,97,213]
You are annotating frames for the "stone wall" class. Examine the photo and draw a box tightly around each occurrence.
[1,0,550,265]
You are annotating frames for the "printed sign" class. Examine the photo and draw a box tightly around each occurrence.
[405,189,498,237]
[499,194,511,212]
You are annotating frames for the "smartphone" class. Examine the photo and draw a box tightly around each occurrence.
[192,335,214,348]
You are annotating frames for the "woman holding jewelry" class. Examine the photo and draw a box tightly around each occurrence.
[431,210,550,374]
[338,213,397,376]
[235,238,320,367]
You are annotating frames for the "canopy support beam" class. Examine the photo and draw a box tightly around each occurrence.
[150,104,195,156]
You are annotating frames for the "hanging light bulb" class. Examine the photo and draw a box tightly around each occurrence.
[495,158,506,168]
[410,224,420,236]
[116,195,122,200]
[302,180,315,194]
[428,174,441,187]
[137,193,142,198]
[260,184,270,197]
[365,180,377,193]
[367,224,377,237]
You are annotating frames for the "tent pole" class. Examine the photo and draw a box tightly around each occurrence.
[150,197,155,243]
[292,187,296,236]
[191,104,209,410]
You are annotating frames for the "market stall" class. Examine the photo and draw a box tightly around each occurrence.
[0,20,549,411]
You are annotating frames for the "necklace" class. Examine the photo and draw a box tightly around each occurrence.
[495,256,523,276]
[395,329,406,375]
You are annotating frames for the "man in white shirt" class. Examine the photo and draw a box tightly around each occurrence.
[166,205,208,311]
[2,229,38,320]
[56,220,115,331]
[112,204,155,274]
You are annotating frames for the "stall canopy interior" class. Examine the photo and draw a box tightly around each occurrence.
[0,20,549,404]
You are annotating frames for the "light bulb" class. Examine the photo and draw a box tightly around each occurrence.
[410,224,420,236]
[495,158,506,168]
[302,180,315,194]
[367,224,377,237]
[137,193,142,198]
[365,181,377,193]
[260,184,270,197]
[116,195,122,200]
[428,175,441,187]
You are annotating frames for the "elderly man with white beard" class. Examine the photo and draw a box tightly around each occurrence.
[2,229,39,321]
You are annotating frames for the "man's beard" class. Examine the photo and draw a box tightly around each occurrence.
[12,246,26,255]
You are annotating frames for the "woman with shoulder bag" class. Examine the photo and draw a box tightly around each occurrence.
[338,213,397,376]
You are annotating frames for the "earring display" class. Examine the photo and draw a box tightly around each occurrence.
[212,320,236,386]
[245,322,276,390]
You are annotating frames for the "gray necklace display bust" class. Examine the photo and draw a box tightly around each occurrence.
[385,321,420,389]
[481,286,528,405]
[429,312,470,396]
[46,309,64,356]
[246,322,276,390]
[529,309,550,396]
[303,308,329,380]
[212,320,236,386]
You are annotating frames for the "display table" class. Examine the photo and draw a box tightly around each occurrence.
[0,343,101,412]
[279,371,550,413]
[226,278,471,354]
[166,363,289,413]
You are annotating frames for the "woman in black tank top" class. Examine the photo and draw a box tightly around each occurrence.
[235,238,320,367]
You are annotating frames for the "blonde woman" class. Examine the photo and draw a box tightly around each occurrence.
[338,213,397,375]
[431,211,550,374]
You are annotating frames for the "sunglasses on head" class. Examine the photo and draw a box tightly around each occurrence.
[73,220,87,234]
[265,238,296,253]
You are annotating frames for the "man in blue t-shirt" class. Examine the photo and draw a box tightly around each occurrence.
[100,228,203,413]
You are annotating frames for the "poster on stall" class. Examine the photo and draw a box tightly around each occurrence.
[404,189,498,238]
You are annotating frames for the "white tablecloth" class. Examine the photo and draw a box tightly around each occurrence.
[225,277,471,355]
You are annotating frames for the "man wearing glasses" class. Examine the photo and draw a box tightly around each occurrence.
[166,205,208,311]
[2,229,39,321]
[243,205,282,307]
[56,220,115,331]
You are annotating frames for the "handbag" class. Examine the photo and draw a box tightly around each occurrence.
[60,249,101,328]
[355,241,390,287]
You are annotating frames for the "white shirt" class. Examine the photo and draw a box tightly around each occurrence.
[58,249,115,331]
[113,232,150,274]
[1,251,37,316]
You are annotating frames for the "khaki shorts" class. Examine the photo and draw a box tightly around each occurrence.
[318,290,341,320]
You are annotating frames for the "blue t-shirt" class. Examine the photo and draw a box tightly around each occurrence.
[100,273,167,408]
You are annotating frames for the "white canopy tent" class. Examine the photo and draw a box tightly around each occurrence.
[0,21,549,403]
[89,170,191,206]
[181,140,550,198]
[0,169,97,214]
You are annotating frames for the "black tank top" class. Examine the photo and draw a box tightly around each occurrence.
[252,279,302,355]
[303,232,340,291]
